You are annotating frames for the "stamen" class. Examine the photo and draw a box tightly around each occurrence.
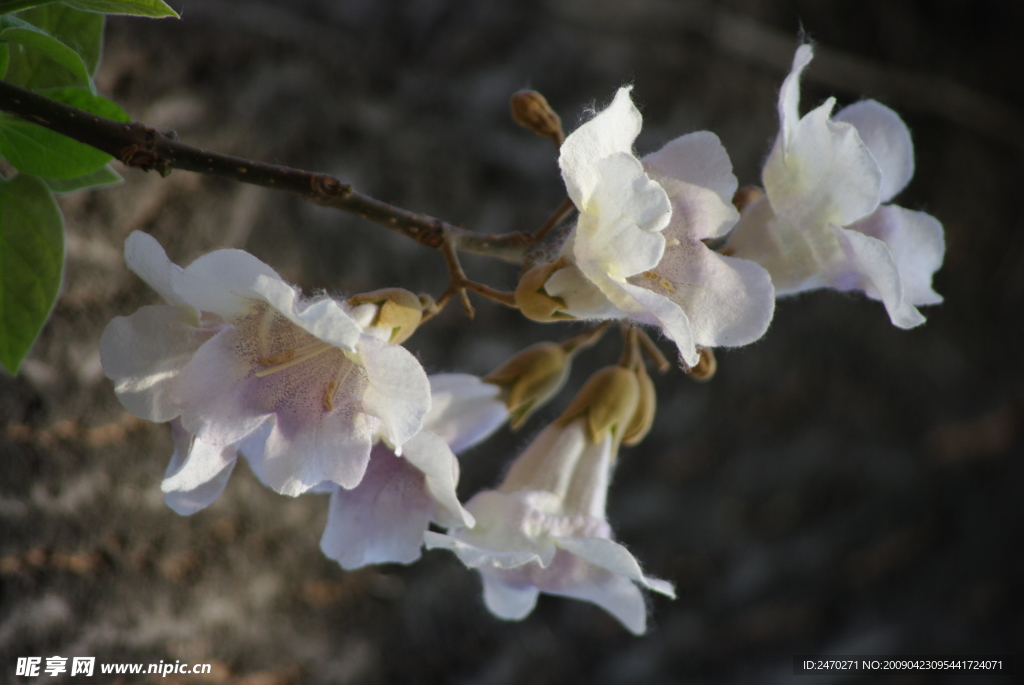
[257,305,274,358]
[323,356,356,412]
[254,341,334,377]
[641,270,675,293]
[259,349,295,366]
[323,379,338,411]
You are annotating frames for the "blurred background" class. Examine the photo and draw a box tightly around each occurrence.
[2,0,1022,682]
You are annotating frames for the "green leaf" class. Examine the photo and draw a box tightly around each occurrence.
[64,1,179,18]
[0,14,95,91]
[0,173,64,374]
[44,162,121,192]
[0,2,62,17]
[2,4,103,93]
[0,86,129,178]
[0,41,8,78]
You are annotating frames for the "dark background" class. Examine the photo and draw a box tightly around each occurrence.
[2,0,1022,683]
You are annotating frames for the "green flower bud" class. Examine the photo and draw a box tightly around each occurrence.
[516,259,574,323]
[348,288,424,344]
[556,366,640,444]
[485,342,571,429]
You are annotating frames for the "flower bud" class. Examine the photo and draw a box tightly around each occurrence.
[348,288,424,344]
[515,259,574,323]
[510,90,564,146]
[484,342,570,429]
[622,362,656,446]
[732,185,764,214]
[556,366,640,444]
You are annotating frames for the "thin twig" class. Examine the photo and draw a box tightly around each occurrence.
[618,326,642,369]
[532,196,576,242]
[559,321,610,354]
[635,328,672,373]
[0,80,531,262]
[439,235,476,318]
[437,231,520,315]
[461,281,518,308]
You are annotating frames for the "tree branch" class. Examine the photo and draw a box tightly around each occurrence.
[0,79,531,262]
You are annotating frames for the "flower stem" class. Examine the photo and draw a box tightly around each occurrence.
[0,79,532,263]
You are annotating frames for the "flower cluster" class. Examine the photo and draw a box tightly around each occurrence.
[100,43,943,635]
[518,44,943,364]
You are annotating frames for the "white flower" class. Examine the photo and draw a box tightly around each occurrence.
[100,231,431,498]
[426,367,674,635]
[529,87,774,367]
[724,45,944,328]
[423,373,510,454]
[318,373,509,569]
[160,418,272,515]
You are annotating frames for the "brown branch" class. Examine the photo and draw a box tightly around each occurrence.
[559,321,610,354]
[635,328,672,373]
[0,79,531,262]
[532,196,576,242]
[461,281,518,308]
[439,235,476,319]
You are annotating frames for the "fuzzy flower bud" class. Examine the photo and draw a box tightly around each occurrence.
[510,90,564,146]
[515,258,574,323]
[621,362,656,447]
[555,366,640,445]
[484,342,571,429]
[348,287,426,344]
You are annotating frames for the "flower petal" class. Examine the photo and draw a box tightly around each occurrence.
[319,447,434,569]
[162,421,237,494]
[778,45,814,149]
[359,337,431,449]
[846,205,944,306]
[765,97,881,230]
[830,225,925,328]
[574,153,670,278]
[595,277,698,367]
[764,46,880,231]
[172,247,284,320]
[424,374,508,454]
[556,536,675,598]
[123,231,187,306]
[632,246,775,349]
[100,305,218,422]
[250,276,363,351]
[260,376,375,495]
[236,419,275,487]
[424,531,543,569]
[543,261,621,320]
[726,196,836,295]
[643,130,739,240]
[162,420,237,516]
[835,100,914,203]
[559,87,643,209]
[401,430,475,528]
[545,564,648,635]
[498,423,587,498]
[170,328,271,446]
[481,574,540,620]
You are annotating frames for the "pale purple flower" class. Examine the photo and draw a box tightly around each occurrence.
[319,373,509,569]
[100,231,431,499]
[725,45,944,327]
[425,418,674,635]
[539,87,774,367]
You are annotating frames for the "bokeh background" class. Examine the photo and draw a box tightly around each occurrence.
[2,0,1022,683]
